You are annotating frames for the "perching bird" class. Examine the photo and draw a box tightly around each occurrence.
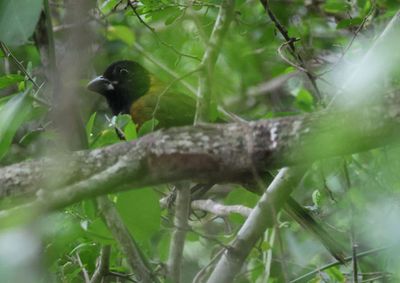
[87,60,346,263]
[87,60,196,129]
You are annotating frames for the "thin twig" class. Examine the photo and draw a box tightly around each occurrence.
[192,249,225,283]
[75,252,91,283]
[343,161,358,283]
[277,41,308,72]
[260,0,322,102]
[127,1,200,61]
[319,4,376,76]
[290,246,390,283]
[0,41,51,107]
[90,245,111,283]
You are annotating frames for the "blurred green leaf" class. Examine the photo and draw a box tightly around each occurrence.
[326,266,345,281]
[90,128,121,148]
[0,0,43,46]
[107,25,135,47]
[323,0,350,13]
[0,90,32,159]
[124,119,137,141]
[336,17,363,29]
[164,7,182,25]
[116,188,161,246]
[99,0,120,14]
[85,112,97,144]
[0,74,24,89]
[293,88,314,112]
[138,118,159,137]
[312,190,321,208]
[19,129,42,146]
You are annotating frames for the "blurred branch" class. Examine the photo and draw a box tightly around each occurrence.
[96,196,158,283]
[75,251,91,283]
[290,246,390,283]
[191,199,252,217]
[43,0,56,73]
[260,0,322,102]
[247,71,299,97]
[167,184,191,283]
[1,93,400,208]
[344,162,359,283]
[195,0,235,123]
[206,167,306,283]
[90,245,111,283]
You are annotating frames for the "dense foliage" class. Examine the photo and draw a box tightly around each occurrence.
[1,0,400,282]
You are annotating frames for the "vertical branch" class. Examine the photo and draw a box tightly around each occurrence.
[42,0,57,78]
[260,228,276,283]
[96,196,158,283]
[167,184,191,283]
[343,162,358,283]
[206,167,306,283]
[194,0,235,123]
[90,245,111,283]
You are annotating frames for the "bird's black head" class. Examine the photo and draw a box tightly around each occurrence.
[87,60,150,115]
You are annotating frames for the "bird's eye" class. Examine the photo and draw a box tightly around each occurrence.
[119,68,129,76]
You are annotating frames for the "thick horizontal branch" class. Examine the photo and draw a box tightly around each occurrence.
[1,94,400,209]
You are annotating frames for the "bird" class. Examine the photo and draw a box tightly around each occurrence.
[87,60,346,263]
[87,60,196,129]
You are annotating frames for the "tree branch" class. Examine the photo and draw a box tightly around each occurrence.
[191,199,252,217]
[96,196,157,283]
[1,94,400,209]
[167,184,191,283]
[195,0,235,122]
[206,167,306,283]
[90,245,111,283]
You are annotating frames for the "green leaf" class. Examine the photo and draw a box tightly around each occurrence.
[0,0,43,46]
[0,74,24,89]
[124,119,137,141]
[323,1,350,13]
[336,17,363,29]
[90,128,121,148]
[293,88,314,112]
[19,129,42,146]
[164,7,182,25]
[107,25,136,47]
[138,119,159,137]
[312,190,321,207]
[116,188,161,246]
[85,112,97,145]
[0,90,32,159]
[99,0,120,14]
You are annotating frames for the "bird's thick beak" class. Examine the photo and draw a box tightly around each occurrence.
[87,76,114,94]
